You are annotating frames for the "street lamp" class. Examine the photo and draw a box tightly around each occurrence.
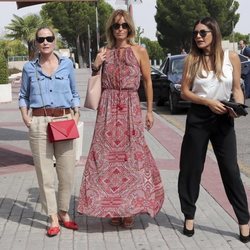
[232,20,235,51]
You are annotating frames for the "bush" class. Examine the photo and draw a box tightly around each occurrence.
[0,51,8,84]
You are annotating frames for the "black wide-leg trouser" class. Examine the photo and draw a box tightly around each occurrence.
[178,104,249,224]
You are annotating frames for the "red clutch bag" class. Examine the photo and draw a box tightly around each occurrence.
[47,119,79,143]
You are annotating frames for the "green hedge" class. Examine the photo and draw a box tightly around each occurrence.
[0,52,8,84]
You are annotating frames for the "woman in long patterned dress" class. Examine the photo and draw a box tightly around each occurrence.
[77,9,164,228]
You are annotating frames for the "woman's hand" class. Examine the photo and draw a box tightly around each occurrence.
[93,47,106,69]
[145,111,154,130]
[207,99,228,114]
[73,112,80,124]
[22,116,32,128]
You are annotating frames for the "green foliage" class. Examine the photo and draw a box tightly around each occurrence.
[0,40,27,57]
[155,0,240,54]
[135,26,145,43]
[0,51,9,84]
[140,37,165,63]
[224,32,250,44]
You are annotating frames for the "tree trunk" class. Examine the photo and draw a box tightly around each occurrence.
[28,40,37,60]
[81,38,88,68]
[76,35,84,68]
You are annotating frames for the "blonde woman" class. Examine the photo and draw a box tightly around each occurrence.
[78,9,164,228]
[178,17,250,242]
[19,27,80,237]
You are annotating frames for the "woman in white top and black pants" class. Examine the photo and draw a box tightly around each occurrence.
[178,17,250,242]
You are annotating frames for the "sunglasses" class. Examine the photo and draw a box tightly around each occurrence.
[192,30,212,38]
[112,23,129,30]
[36,36,55,44]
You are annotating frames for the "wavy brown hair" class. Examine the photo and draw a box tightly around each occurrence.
[105,9,136,48]
[184,17,224,83]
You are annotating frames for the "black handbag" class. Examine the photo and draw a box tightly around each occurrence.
[221,100,248,116]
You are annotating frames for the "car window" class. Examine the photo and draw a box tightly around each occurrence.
[159,59,166,72]
[162,59,170,74]
[172,58,184,74]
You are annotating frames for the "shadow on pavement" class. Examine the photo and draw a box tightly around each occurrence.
[0,127,28,141]
[0,147,33,167]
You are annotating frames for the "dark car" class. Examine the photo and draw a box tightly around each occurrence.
[138,55,188,113]
[238,54,250,99]
[158,54,189,113]
[138,66,167,104]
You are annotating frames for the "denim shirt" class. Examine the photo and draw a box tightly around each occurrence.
[19,55,80,109]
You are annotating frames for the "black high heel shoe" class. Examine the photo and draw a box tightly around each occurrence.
[239,230,250,243]
[183,220,194,237]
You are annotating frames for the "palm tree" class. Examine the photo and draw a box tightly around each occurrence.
[5,14,50,59]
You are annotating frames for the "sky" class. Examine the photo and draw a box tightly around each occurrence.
[0,0,249,41]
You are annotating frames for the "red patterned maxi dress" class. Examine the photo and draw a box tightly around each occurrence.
[77,47,164,217]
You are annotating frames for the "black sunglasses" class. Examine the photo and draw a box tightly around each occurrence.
[36,36,55,44]
[193,30,212,38]
[112,23,129,30]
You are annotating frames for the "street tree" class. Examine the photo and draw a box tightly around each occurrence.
[155,0,240,54]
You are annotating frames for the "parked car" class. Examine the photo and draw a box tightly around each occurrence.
[158,54,189,113]
[138,66,167,104]
[238,53,250,99]
[138,55,188,113]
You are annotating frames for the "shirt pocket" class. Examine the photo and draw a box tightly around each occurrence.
[54,74,71,93]
[30,76,46,95]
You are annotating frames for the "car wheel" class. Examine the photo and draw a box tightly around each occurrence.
[169,91,178,114]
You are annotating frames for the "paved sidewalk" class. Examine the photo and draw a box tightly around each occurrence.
[0,69,250,249]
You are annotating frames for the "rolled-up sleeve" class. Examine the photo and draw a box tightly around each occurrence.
[68,61,80,107]
[19,66,30,108]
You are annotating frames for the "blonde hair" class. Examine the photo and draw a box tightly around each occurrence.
[185,17,224,83]
[105,9,136,48]
[35,26,55,40]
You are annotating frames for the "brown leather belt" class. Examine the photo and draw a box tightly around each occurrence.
[32,108,71,117]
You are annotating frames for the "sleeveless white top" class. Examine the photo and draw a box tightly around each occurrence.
[192,49,233,101]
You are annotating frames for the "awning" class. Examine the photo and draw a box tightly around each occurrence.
[0,0,98,9]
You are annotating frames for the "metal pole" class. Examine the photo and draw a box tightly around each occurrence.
[232,21,235,51]
[88,24,92,69]
[95,1,100,51]
[126,0,133,18]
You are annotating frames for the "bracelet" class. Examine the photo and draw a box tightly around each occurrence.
[91,63,101,72]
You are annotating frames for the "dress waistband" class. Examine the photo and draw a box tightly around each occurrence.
[102,88,137,92]
[32,108,71,117]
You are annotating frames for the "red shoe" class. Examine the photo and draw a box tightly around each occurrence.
[59,220,78,230]
[47,226,60,237]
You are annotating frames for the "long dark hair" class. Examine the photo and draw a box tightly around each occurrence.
[185,17,224,82]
